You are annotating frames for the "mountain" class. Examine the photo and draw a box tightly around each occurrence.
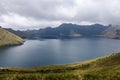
[6,28,39,39]
[102,25,120,39]
[7,23,110,39]
[37,23,109,38]
[0,53,120,80]
[0,27,24,46]
[6,28,30,38]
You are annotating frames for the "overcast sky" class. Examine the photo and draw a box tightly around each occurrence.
[0,0,120,30]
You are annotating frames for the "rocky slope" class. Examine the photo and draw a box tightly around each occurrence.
[102,25,120,39]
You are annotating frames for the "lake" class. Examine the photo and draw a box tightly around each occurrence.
[0,37,120,68]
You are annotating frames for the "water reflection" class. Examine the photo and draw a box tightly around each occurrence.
[0,37,120,68]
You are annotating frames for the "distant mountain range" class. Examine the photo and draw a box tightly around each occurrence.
[0,27,24,46]
[6,23,114,39]
[4,23,120,39]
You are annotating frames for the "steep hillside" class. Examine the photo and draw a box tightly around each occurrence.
[0,53,120,80]
[0,28,24,46]
[102,25,120,39]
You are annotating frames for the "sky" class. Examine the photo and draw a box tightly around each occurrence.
[0,0,120,30]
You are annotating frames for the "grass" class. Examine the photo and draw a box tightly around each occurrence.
[0,28,24,46]
[0,53,120,80]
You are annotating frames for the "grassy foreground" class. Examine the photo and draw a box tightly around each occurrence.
[0,53,120,80]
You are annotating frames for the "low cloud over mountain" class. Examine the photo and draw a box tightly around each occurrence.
[0,0,120,30]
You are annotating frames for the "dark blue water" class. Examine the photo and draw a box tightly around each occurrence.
[0,37,120,68]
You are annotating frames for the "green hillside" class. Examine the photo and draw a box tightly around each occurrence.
[0,28,24,46]
[0,53,120,80]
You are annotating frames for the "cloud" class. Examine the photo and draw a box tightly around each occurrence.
[0,13,62,30]
[0,0,120,29]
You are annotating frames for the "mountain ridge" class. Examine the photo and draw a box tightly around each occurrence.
[6,23,110,39]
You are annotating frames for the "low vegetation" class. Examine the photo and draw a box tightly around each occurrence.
[0,53,120,80]
[0,28,24,46]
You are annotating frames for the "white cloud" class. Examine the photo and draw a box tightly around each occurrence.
[0,0,120,30]
[0,13,62,30]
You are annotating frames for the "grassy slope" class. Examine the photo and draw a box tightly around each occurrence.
[0,53,120,80]
[0,28,24,46]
